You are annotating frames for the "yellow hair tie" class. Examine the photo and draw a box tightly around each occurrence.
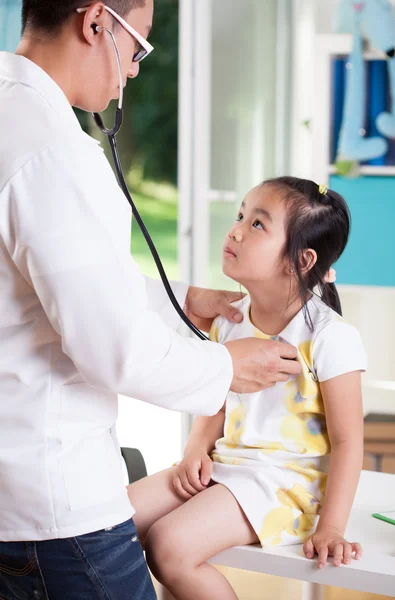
[318,184,328,196]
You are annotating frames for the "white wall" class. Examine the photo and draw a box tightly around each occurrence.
[290,0,315,178]
[289,0,345,177]
[315,0,340,34]
[117,397,183,475]
[290,0,395,416]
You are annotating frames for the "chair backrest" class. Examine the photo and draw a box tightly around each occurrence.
[120,447,148,484]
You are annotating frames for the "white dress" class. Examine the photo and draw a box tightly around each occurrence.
[209,295,367,547]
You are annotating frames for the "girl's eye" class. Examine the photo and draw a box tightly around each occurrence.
[253,220,264,230]
[236,213,243,222]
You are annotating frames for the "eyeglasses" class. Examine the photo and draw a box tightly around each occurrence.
[76,5,154,62]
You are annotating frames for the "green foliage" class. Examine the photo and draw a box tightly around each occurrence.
[75,0,179,185]
[126,0,179,184]
[130,190,179,279]
[74,2,180,278]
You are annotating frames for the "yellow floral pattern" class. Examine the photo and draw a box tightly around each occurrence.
[283,341,324,415]
[260,506,295,546]
[224,402,247,446]
[209,322,220,343]
[280,413,329,456]
[260,484,319,546]
[253,327,273,340]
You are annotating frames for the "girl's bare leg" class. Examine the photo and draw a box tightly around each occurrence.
[127,468,186,547]
[145,483,259,600]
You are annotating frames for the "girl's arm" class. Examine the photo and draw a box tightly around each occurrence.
[304,371,364,568]
[184,406,226,456]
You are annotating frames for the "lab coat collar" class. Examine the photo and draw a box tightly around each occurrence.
[0,52,82,131]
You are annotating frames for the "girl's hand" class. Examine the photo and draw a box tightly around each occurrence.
[303,527,362,568]
[172,447,213,500]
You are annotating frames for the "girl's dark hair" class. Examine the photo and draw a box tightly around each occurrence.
[264,176,350,325]
[22,0,146,35]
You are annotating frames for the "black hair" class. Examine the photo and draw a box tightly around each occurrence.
[22,0,146,35]
[264,176,350,326]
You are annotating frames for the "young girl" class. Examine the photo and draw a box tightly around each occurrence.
[128,177,367,600]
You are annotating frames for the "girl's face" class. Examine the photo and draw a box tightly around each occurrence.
[223,185,290,287]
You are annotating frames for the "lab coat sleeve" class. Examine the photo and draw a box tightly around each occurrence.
[143,275,189,330]
[5,142,233,416]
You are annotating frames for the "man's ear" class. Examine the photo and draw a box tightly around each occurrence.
[79,3,106,45]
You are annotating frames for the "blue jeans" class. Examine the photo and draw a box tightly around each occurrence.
[0,519,156,600]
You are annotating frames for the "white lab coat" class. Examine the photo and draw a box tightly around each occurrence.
[0,52,233,541]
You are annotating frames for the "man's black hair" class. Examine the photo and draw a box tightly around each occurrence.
[22,0,146,34]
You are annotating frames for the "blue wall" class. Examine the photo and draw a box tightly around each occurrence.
[330,174,395,287]
[0,0,23,52]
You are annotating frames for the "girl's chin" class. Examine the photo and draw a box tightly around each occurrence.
[222,265,243,285]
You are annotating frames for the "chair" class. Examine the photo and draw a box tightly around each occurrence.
[120,447,148,484]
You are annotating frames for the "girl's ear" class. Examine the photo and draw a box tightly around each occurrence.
[298,248,317,273]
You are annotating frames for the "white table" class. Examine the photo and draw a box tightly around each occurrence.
[207,470,395,598]
[159,471,395,599]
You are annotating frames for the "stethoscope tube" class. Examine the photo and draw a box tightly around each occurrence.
[108,132,208,340]
[92,26,208,340]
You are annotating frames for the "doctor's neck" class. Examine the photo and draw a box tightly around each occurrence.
[16,31,83,107]
[15,1,153,114]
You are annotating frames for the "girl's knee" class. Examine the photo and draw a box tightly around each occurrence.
[145,520,190,585]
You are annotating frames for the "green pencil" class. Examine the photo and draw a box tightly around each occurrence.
[372,512,395,526]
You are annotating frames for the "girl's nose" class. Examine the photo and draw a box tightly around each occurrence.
[228,228,242,243]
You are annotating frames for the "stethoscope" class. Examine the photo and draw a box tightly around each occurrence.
[91,24,208,341]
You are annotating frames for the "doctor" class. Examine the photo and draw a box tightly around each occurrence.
[0,1,301,598]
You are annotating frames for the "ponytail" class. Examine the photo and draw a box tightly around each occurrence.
[320,282,342,316]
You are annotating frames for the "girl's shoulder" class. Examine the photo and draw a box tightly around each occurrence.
[308,296,367,382]
[209,297,252,344]
[309,295,357,342]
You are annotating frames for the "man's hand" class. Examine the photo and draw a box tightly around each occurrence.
[185,286,245,332]
[225,338,301,393]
